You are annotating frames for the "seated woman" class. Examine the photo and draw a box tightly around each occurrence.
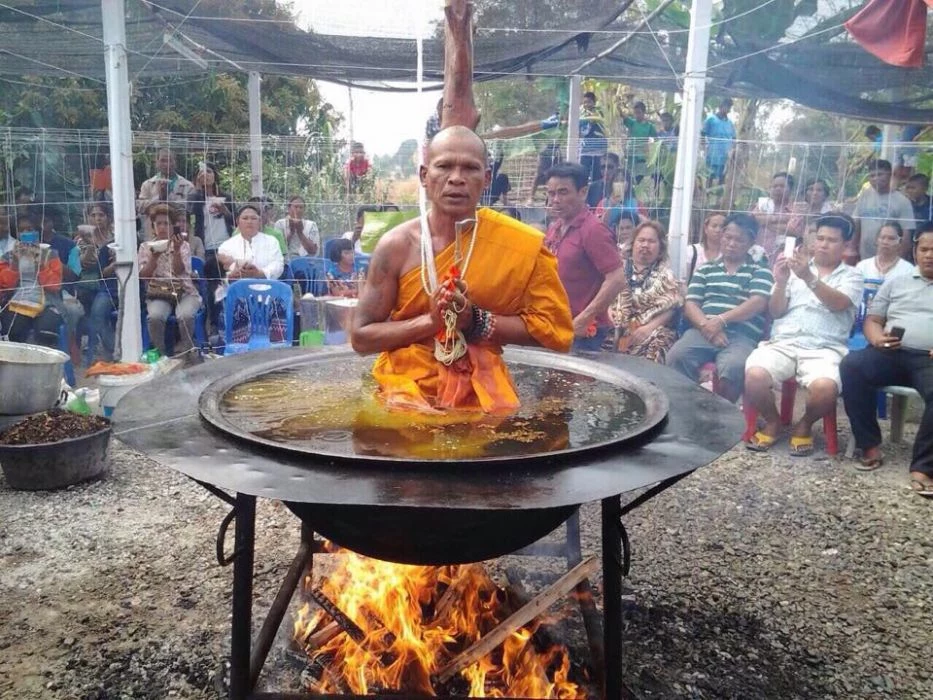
[326,238,366,299]
[217,204,285,283]
[68,202,117,361]
[683,211,726,282]
[217,204,286,343]
[615,210,639,253]
[0,228,63,347]
[855,221,914,286]
[138,204,202,359]
[607,221,683,363]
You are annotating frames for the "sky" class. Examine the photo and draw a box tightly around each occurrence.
[294,0,445,156]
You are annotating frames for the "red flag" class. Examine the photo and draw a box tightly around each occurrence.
[844,0,931,68]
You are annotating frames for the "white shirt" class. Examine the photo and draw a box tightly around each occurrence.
[217,232,284,282]
[341,230,364,254]
[274,218,320,260]
[203,203,231,251]
[0,236,15,258]
[136,172,196,240]
[855,256,914,287]
[771,261,864,351]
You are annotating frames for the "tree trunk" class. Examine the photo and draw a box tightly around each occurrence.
[723,97,760,211]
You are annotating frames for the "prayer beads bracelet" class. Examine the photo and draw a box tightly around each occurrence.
[467,304,496,342]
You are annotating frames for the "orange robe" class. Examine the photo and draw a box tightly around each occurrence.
[372,208,573,413]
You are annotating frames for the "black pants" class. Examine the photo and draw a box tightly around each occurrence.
[1,306,62,348]
[840,346,933,476]
[580,155,603,186]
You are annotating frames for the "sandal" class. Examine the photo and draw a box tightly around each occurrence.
[909,479,933,498]
[746,431,778,452]
[856,454,884,471]
[788,435,814,457]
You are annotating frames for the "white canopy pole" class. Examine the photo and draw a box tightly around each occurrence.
[101,0,142,363]
[566,75,582,164]
[668,0,713,277]
[248,71,263,197]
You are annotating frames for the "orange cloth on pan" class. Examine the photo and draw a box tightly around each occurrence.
[372,208,573,413]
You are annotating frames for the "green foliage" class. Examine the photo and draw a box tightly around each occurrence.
[0,0,344,229]
[373,139,419,178]
[475,78,561,139]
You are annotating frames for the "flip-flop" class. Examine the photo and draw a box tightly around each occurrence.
[909,479,933,498]
[746,431,778,452]
[856,455,884,471]
[789,435,814,457]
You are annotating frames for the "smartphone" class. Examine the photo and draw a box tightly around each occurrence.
[783,236,797,259]
[889,326,905,340]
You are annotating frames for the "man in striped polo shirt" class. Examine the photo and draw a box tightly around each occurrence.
[667,213,773,402]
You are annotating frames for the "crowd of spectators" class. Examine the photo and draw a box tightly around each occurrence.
[541,155,932,499]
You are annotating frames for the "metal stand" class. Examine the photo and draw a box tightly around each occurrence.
[215,474,690,700]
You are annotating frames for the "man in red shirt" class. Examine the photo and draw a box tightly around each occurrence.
[544,162,625,352]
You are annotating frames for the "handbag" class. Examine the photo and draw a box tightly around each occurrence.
[146,277,183,302]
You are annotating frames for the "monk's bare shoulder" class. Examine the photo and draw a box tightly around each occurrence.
[370,218,420,279]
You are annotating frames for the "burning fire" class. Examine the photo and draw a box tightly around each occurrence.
[293,553,584,697]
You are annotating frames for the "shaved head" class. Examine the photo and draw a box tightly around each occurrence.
[427,126,488,163]
[421,125,491,217]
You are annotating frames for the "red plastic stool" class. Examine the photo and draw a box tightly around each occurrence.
[741,379,838,455]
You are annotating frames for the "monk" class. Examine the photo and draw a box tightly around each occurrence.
[350,127,573,413]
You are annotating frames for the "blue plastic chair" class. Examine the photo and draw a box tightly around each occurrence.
[851,279,883,337]
[846,280,891,421]
[354,252,371,273]
[287,256,329,297]
[223,279,295,355]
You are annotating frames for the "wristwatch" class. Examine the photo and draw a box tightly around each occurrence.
[806,277,820,291]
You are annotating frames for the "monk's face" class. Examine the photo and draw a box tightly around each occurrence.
[421,129,490,218]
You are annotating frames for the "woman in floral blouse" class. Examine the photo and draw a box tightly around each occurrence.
[607,221,683,363]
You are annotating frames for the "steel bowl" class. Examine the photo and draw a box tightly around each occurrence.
[0,341,68,415]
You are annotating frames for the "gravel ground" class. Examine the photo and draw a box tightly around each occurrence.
[1,412,931,700]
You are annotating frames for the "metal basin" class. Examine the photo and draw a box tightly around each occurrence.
[0,341,67,415]
[114,347,745,566]
[195,348,670,563]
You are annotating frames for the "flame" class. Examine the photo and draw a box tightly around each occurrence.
[293,553,584,697]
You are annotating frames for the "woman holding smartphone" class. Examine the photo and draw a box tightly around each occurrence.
[0,225,63,347]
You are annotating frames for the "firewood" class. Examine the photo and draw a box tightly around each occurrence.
[301,620,341,649]
[428,564,486,627]
[434,557,599,685]
[309,588,394,668]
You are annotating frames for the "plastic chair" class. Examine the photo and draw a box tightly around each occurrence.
[741,379,838,455]
[851,279,883,337]
[286,256,328,297]
[223,279,295,355]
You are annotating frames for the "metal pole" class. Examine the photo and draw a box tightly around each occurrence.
[601,495,627,700]
[248,71,263,197]
[566,75,582,164]
[230,493,257,700]
[668,0,713,279]
[101,0,142,362]
[880,123,895,163]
